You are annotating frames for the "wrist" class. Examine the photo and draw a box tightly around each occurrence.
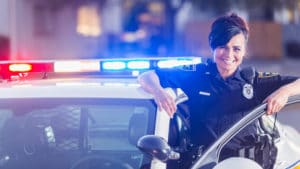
[280,85,293,96]
[153,87,165,96]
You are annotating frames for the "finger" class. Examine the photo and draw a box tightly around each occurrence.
[265,99,271,115]
[272,103,280,115]
[169,100,177,115]
[163,95,176,117]
[171,106,177,117]
[154,99,163,111]
[274,102,284,114]
[270,100,279,115]
[168,103,177,118]
[162,102,173,117]
[266,99,275,115]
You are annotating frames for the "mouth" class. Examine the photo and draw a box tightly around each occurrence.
[222,58,236,65]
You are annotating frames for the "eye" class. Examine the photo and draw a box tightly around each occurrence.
[233,47,241,52]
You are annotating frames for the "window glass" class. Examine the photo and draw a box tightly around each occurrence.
[0,98,156,169]
[88,105,150,150]
[219,117,278,169]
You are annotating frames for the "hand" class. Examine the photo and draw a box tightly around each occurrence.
[153,89,177,118]
[264,89,289,115]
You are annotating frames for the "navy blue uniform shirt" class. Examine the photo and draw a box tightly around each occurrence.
[155,61,297,146]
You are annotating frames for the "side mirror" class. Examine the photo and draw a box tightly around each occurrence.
[137,135,180,162]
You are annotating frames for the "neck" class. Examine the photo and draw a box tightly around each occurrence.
[217,66,235,79]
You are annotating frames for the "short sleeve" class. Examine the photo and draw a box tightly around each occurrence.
[254,72,298,102]
[155,64,203,89]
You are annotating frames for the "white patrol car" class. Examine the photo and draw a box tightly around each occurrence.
[0,58,299,169]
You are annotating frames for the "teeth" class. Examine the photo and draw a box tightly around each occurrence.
[223,59,234,64]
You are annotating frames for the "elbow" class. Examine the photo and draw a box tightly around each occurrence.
[137,71,152,86]
[137,71,159,93]
[138,70,155,82]
[137,72,146,86]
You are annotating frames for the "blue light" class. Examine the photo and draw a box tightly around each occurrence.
[101,57,201,72]
[102,61,126,70]
[127,61,150,69]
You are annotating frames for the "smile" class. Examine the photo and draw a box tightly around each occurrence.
[222,59,236,64]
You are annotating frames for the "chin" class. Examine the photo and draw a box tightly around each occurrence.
[223,66,238,73]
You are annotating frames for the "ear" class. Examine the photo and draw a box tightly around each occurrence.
[244,52,250,59]
[243,48,249,59]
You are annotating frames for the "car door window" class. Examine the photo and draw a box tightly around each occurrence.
[219,101,300,169]
[219,117,278,169]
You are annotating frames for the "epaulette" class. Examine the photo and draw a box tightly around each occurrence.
[258,72,279,78]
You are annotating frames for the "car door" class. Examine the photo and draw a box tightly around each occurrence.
[190,95,300,169]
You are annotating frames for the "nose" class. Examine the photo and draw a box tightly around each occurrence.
[224,48,234,59]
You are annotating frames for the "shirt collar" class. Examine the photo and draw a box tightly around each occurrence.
[207,61,243,81]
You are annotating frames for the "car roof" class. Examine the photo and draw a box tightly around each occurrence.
[0,77,153,99]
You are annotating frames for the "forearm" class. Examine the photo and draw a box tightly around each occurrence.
[280,79,300,96]
[138,70,177,116]
[137,70,164,95]
[265,79,300,115]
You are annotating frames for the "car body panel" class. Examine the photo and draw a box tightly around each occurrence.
[0,78,152,99]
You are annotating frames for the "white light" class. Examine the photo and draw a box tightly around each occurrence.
[157,60,177,68]
[127,61,150,69]
[54,61,100,72]
[102,61,126,70]
[157,58,201,68]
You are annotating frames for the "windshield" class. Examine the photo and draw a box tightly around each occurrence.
[0,98,156,169]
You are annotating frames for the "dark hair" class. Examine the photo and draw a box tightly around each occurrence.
[208,13,249,50]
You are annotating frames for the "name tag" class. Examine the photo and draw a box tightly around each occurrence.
[199,91,211,96]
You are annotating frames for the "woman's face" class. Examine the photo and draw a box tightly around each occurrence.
[213,33,247,78]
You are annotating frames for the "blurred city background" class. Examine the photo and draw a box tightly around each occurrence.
[1,0,300,61]
[0,0,299,128]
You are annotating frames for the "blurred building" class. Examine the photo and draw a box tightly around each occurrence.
[0,0,9,60]
[5,0,300,60]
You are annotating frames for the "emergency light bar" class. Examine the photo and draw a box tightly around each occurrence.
[0,57,201,79]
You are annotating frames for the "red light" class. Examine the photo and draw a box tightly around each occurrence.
[9,64,32,72]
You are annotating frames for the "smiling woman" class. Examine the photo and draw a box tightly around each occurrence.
[138,12,300,167]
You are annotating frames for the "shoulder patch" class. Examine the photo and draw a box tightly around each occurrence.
[258,72,279,78]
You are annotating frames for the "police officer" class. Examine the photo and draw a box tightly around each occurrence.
[138,13,300,147]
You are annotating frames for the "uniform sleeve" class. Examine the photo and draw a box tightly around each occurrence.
[254,72,298,102]
[155,64,202,88]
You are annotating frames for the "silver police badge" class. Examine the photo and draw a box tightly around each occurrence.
[243,83,253,99]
